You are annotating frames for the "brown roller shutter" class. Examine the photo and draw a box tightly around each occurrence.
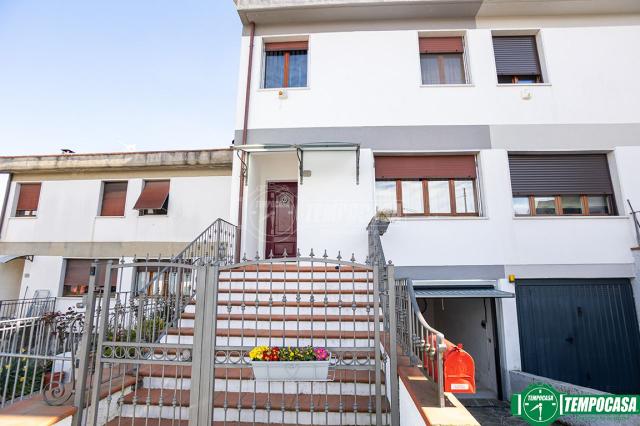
[419,37,464,53]
[16,183,41,211]
[375,156,476,179]
[265,41,308,52]
[134,180,170,210]
[509,154,613,196]
[492,36,541,76]
[100,181,128,216]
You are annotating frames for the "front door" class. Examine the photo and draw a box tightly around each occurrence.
[265,182,297,257]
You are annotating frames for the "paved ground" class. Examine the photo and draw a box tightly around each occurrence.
[461,399,533,425]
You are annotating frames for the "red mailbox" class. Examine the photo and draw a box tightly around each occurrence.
[425,338,476,394]
[442,341,476,394]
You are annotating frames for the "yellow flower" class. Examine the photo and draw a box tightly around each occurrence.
[19,377,25,382]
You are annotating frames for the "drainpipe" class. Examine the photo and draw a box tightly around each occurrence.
[236,21,256,261]
[0,172,13,239]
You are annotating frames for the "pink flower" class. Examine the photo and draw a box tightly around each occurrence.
[314,347,329,361]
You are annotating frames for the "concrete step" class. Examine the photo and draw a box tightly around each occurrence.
[178,313,382,331]
[184,301,375,316]
[119,388,389,424]
[136,365,383,395]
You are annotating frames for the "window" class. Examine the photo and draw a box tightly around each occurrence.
[375,155,478,217]
[509,154,615,217]
[15,183,41,217]
[419,37,466,84]
[375,181,398,215]
[100,181,128,216]
[63,259,118,296]
[492,35,543,84]
[263,41,308,88]
[133,180,170,216]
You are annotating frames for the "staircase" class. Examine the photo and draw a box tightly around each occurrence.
[104,259,391,425]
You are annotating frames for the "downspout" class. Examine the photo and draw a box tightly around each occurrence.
[0,172,13,239]
[236,21,256,261]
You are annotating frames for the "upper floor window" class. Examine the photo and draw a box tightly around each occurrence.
[15,183,41,217]
[134,180,170,216]
[493,35,543,84]
[263,41,308,88]
[509,154,615,217]
[419,37,466,85]
[63,258,118,296]
[100,181,128,217]
[374,155,478,217]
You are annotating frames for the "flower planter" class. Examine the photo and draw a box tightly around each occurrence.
[251,359,331,381]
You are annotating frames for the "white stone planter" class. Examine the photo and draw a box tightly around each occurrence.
[251,360,331,381]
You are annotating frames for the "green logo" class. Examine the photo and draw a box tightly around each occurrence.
[511,383,640,426]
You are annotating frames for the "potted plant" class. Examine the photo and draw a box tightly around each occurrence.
[43,361,64,389]
[374,211,391,235]
[249,346,331,381]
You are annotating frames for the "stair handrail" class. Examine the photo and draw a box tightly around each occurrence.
[137,218,237,295]
[627,199,640,246]
[367,216,446,408]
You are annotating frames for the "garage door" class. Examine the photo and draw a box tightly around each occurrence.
[516,279,640,394]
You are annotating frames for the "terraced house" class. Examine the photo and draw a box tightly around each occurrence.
[1,0,640,425]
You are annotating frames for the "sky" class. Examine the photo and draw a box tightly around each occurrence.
[0,1,241,156]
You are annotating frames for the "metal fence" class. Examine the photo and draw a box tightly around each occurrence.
[0,297,56,321]
[367,217,446,408]
[0,307,83,408]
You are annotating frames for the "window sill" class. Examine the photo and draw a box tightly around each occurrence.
[391,216,487,222]
[420,84,474,88]
[9,216,37,219]
[96,215,126,219]
[513,215,627,220]
[497,83,552,87]
[257,86,310,92]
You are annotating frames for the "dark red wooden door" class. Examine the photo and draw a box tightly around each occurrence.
[265,182,297,257]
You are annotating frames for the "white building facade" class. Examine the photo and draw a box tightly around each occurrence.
[0,149,233,313]
[230,0,640,399]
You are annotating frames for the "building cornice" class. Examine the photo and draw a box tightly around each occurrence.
[0,148,233,174]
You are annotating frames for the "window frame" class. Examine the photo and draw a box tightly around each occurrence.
[14,182,42,218]
[262,42,309,89]
[99,180,128,217]
[136,180,170,217]
[377,178,479,217]
[492,33,545,85]
[418,35,469,86]
[62,258,119,297]
[513,194,614,217]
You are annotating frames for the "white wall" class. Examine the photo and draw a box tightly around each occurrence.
[237,22,640,130]
[0,259,24,300]
[297,150,374,261]
[1,175,232,244]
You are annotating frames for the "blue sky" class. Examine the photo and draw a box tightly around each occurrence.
[0,1,241,155]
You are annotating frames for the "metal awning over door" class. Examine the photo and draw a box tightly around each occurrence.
[412,280,514,298]
[233,142,361,185]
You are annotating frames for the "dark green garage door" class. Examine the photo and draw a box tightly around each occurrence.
[516,279,640,394]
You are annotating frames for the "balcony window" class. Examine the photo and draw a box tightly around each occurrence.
[509,154,616,217]
[263,41,308,88]
[454,180,477,214]
[493,35,543,84]
[15,183,41,217]
[401,181,424,214]
[419,37,466,85]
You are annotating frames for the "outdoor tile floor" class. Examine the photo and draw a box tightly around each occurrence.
[461,398,562,425]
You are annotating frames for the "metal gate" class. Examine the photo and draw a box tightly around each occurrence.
[516,278,640,394]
